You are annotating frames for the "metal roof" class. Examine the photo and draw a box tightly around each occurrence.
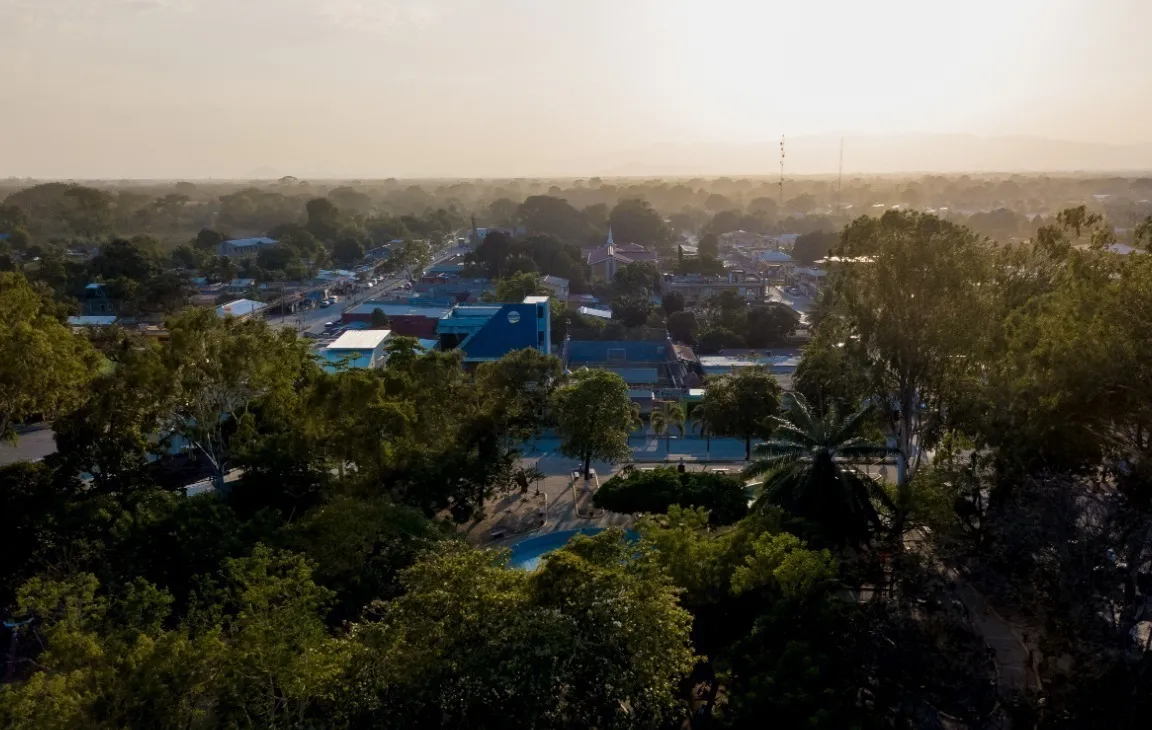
[225,237,278,247]
[326,330,392,351]
[216,299,267,318]
[348,302,452,318]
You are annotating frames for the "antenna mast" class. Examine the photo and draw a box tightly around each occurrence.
[778,134,786,210]
[836,136,844,213]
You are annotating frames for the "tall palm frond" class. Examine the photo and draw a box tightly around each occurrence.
[743,392,896,546]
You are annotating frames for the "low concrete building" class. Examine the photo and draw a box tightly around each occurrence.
[216,299,267,320]
[698,354,800,390]
[662,270,766,306]
[320,329,392,371]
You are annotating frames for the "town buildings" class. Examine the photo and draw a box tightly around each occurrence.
[661,270,767,306]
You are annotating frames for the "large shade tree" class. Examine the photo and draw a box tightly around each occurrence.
[0,273,97,441]
[698,367,782,460]
[551,369,636,478]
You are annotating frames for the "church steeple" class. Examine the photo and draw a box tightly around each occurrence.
[606,226,614,246]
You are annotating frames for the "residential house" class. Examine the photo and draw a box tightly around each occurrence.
[539,275,570,301]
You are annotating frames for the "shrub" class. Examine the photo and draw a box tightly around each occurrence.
[594,467,748,524]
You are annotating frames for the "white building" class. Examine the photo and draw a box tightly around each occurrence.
[216,299,267,320]
[539,275,570,301]
[320,329,392,370]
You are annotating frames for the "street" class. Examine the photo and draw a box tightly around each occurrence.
[269,245,466,335]
[0,425,57,466]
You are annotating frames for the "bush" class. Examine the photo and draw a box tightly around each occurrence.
[594,467,748,524]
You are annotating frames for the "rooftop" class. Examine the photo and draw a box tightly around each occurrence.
[67,315,118,327]
[225,237,278,247]
[216,299,267,318]
[348,302,453,318]
[327,330,392,351]
[577,306,612,319]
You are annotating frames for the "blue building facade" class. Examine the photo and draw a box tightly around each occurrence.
[437,296,551,365]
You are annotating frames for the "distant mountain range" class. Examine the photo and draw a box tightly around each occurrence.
[603,134,1152,177]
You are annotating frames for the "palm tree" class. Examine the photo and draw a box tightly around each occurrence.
[743,392,894,547]
[691,401,715,463]
[650,401,685,454]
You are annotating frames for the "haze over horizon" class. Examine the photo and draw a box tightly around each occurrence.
[2,0,1151,179]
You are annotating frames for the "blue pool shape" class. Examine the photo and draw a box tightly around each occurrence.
[506,528,608,570]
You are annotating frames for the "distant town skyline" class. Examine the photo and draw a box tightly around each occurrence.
[2,0,1151,178]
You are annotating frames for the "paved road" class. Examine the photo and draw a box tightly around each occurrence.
[0,426,56,466]
[271,245,465,335]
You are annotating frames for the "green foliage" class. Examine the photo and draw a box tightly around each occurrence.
[339,534,694,728]
[0,272,98,440]
[518,195,594,243]
[610,198,675,254]
[791,230,838,264]
[745,393,893,547]
[698,366,781,459]
[594,466,749,524]
[492,270,543,302]
[667,309,698,344]
[744,303,799,347]
[551,368,636,476]
[730,532,837,599]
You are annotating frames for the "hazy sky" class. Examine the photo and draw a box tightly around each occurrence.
[1,0,1150,178]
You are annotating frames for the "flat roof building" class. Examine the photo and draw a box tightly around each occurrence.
[320,329,392,371]
[437,296,551,365]
[216,299,267,320]
[343,302,453,338]
[218,237,279,258]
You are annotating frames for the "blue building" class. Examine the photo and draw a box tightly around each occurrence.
[563,336,690,410]
[437,296,551,365]
[217,237,279,258]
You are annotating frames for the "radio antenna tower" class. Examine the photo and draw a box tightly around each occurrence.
[778,134,786,210]
[836,136,844,213]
